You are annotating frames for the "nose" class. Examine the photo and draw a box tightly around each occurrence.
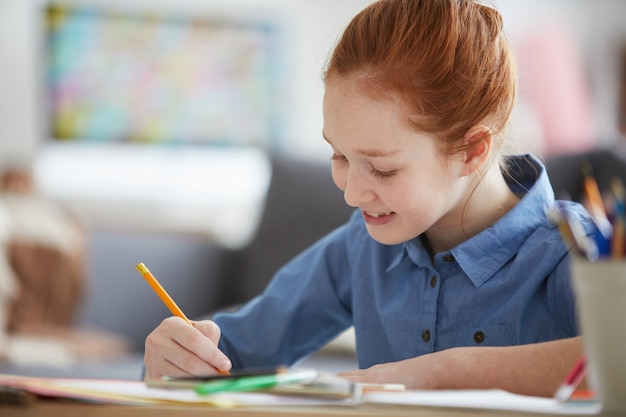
[333,166,374,208]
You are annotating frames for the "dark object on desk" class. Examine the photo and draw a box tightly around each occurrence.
[545,148,626,201]
[166,366,282,382]
[221,153,354,306]
[0,385,35,406]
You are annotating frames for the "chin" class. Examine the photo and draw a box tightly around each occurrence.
[366,229,407,246]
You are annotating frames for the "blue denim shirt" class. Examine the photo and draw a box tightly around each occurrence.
[215,155,594,369]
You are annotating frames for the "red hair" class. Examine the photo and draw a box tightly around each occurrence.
[324,0,517,155]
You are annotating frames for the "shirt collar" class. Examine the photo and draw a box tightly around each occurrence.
[391,155,554,287]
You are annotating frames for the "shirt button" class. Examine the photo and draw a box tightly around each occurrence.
[430,276,437,288]
[443,254,454,262]
[473,331,485,344]
[422,329,431,342]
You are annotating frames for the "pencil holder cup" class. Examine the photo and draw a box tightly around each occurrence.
[571,258,626,414]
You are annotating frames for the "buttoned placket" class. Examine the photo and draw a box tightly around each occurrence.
[416,261,445,352]
[417,252,458,351]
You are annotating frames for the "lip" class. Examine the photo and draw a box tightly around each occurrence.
[361,209,396,226]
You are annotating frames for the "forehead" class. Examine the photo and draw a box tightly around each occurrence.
[324,75,399,105]
[324,79,407,122]
[323,80,413,141]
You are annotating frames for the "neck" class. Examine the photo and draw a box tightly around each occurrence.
[426,160,519,255]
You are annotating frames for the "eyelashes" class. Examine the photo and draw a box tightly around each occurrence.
[369,167,397,179]
[331,153,397,179]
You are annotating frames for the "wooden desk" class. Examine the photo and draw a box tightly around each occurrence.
[0,400,589,417]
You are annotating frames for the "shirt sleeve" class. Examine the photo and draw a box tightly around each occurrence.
[213,218,356,369]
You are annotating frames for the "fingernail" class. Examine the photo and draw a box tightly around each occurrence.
[221,358,232,372]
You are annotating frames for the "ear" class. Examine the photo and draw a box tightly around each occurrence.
[461,125,493,176]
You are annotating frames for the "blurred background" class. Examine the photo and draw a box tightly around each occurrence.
[0,0,625,377]
[0,0,625,233]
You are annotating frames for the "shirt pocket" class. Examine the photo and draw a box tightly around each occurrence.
[454,324,515,347]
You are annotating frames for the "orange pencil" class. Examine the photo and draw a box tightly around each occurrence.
[136,262,192,325]
[136,262,230,375]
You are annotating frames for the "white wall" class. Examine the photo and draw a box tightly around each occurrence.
[0,0,42,167]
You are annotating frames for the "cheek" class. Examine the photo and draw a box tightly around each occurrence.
[388,177,436,215]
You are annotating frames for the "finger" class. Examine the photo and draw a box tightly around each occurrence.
[144,317,194,378]
[337,370,366,381]
[145,317,229,378]
[144,349,193,380]
[185,321,232,372]
[146,317,232,376]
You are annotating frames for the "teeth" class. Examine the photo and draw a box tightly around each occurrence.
[367,211,390,218]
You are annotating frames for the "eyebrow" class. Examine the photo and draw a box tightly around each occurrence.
[322,132,401,158]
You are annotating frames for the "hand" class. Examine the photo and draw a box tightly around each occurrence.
[337,355,443,390]
[143,317,232,380]
[338,338,586,397]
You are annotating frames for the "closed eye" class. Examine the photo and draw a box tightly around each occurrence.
[369,166,396,179]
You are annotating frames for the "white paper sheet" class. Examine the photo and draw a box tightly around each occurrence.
[364,389,601,415]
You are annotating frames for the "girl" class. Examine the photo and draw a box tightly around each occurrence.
[144,0,593,397]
